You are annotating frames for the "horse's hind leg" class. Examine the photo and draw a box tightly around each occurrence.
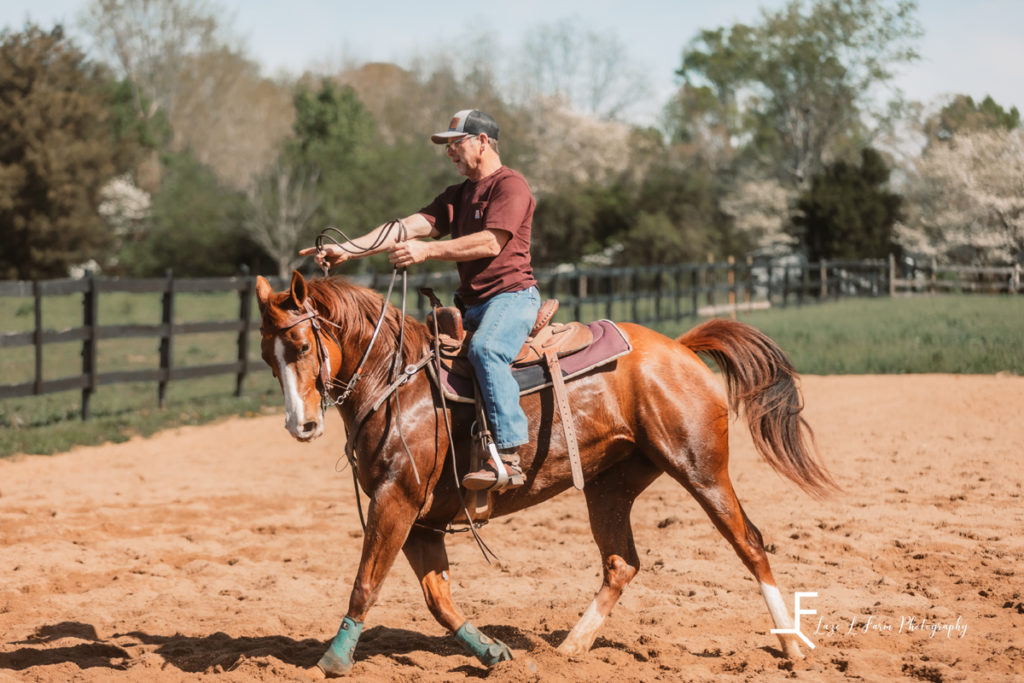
[402,526,512,667]
[661,435,807,660]
[559,453,661,657]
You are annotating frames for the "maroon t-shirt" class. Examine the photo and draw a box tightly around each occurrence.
[417,166,537,306]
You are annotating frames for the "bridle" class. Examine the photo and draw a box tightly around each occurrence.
[267,300,345,413]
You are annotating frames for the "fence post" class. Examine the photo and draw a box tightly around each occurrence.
[727,256,736,319]
[33,280,43,395]
[800,262,808,306]
[158,270,175,409]
[745,256,754,311]
[236,276,253,397]
[706,255,715,312]
[930,258,937,295]
[819,259,828,300]
[575,273,585,322]
[888,253,896,297]
[631,270,640,322]
[81,275,97,420]
[674,268,683,320]
[654,267,664,323]
[605,272,614,320]
[690,267,699,318]
[1012,263,1021,294]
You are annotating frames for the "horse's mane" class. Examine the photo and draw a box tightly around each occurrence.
[305,276,431,364]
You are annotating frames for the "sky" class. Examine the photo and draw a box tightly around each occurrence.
[3,0,1023,125]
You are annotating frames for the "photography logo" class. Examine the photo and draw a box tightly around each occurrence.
[771,591,817,649]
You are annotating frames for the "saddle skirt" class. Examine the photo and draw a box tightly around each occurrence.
[429,318,632,403]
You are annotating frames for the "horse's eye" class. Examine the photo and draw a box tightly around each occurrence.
[300,342,312,356]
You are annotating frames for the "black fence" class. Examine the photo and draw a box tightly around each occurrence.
[0,275,275,419]
[2,257,1020,420]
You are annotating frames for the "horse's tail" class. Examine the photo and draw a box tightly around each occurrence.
[677,318,839,499]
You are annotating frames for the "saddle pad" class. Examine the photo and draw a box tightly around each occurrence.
[431,320,632,403]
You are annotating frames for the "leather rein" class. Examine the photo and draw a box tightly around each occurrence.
[281,224,497,559]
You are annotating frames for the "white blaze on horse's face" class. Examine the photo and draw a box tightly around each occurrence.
[274,336,323,441]
[262,325,325,442]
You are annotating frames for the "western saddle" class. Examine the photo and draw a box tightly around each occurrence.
[419,288,589,496]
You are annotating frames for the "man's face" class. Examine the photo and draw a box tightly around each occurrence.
[445,134,484,178]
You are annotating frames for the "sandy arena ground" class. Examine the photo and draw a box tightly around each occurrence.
[1,374,1022,682]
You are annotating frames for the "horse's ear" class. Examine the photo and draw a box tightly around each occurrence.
[289,270,308,309]
[255,276,273,311]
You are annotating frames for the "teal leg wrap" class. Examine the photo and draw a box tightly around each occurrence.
[454,621,513,666]
[317,616,363,677]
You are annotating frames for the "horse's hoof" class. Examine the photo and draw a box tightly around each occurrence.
[454,621,513,666]
[317,652,352,678]
[318,616,363,677]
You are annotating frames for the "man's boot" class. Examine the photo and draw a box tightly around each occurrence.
[461,448,524,491]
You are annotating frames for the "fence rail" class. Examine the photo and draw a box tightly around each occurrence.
[2,258,1020,420]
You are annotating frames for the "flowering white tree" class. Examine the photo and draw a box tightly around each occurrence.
[98,174,152,237]
[520,100,634,195]
[898,129,1024,264]
[721,176,798,257]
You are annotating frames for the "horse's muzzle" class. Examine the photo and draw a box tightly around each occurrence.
[287,417,324,442]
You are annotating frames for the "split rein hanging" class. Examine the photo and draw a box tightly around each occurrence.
[311,223,498,560]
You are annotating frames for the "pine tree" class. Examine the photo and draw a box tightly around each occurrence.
[0,24,120,279]
[791,148,903,262]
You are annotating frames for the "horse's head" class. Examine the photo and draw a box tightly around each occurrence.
[256,271,340,442]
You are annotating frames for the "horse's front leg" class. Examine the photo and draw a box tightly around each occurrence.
[317,484,420,677]
[403,526,513,667]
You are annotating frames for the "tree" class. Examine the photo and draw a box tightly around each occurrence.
[791,147,903,261]
[899,129,1024,265]
[246,161,320,279]
[514,17,652,121]
[79,0,230,123]
[675,0,921,184]
[0,24,122,279]
[286,81,376,229]
[103,77,173,192]
[80,0,293,190]
[618,211,710,266]
[117,150,262,276]
[168,48,295,189]
[924,94,1021,145]
[721,176,797,257]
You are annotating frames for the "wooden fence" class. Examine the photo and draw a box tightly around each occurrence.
[0,275,276,419]
[1,258,1020,420]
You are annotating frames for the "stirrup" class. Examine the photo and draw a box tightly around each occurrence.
[462,460,525,491]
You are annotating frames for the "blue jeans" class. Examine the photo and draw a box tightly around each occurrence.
[462,286,541,449]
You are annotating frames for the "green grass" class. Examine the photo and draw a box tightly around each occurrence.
[3,292,1022,458]
[1,290,284,458]
[0,376,282,458]
[660,295,1024,375]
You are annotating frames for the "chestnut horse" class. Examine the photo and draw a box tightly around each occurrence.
[255,271,837,677]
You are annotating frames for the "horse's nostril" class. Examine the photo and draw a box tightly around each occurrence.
[302,421,318,433]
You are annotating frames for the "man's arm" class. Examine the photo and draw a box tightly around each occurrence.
[388,228,510,269]
[300,214,438,268]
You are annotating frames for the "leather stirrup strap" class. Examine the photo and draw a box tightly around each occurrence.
[545,350,583,490]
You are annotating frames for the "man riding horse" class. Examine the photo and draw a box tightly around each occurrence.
[303,109,538,491]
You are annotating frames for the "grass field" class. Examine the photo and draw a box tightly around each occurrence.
[2,292,1021,458]
[1,290,281,458]
[660,295,1024,375]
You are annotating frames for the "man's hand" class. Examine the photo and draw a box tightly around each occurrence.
[299,244,349,270]
[388,240,431,269]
